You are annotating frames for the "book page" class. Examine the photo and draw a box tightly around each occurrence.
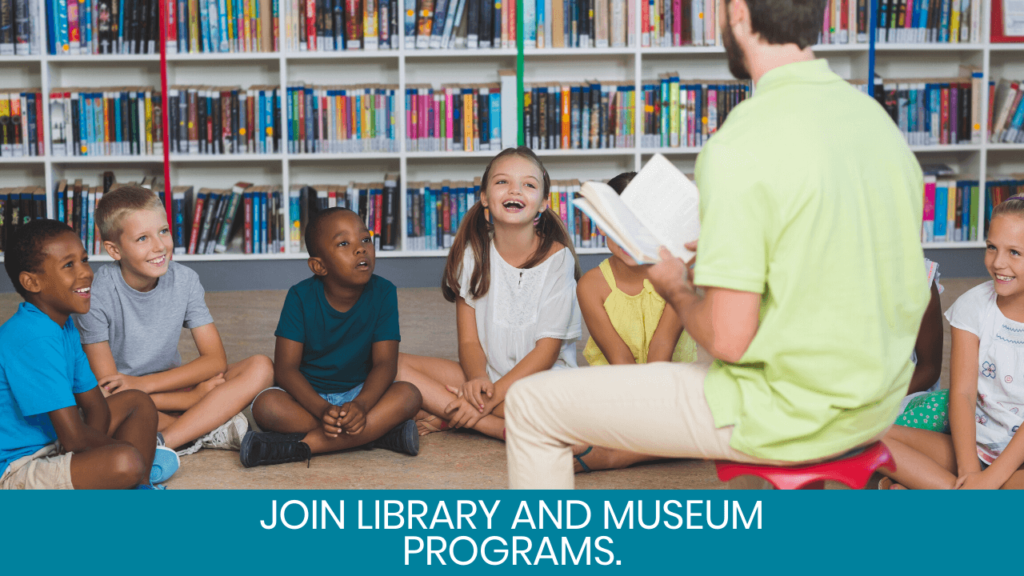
[620,154,700,261]
[573,196,662,264]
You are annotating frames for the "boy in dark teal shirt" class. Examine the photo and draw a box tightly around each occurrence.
[241,208,422,467]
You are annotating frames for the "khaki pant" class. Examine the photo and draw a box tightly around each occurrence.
[505,360,793,489]
[0,443,74,490]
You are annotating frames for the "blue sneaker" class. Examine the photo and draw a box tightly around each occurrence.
[135,483,167,490]
[151,446,180,485]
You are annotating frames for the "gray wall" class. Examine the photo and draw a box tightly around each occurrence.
[0,249,989,293]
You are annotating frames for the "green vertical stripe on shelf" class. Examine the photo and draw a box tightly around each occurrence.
[516,0,525,146]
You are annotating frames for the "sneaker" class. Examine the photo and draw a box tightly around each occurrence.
[200,413,249,451]
[135,483,167,490]
[175,439,203,457]
[150,446,180,484]
[372,420,420,456]
[239,431,311,468]
[156,432,165,447]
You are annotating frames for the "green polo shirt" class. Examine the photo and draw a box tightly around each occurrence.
[693,59,928,462]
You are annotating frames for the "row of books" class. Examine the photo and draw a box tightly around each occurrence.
[876,75,982,146]
[991,79,1024,145]
[283,0,399,52]
[295,177,401,251]
[52,174,164,254]
[985,178,1024,233]
[876,0,981,44]
[169,182,289,254]
[640,79,749,149]
[46,0,161,54]
[169,0,276,53]
[818,0,868,45]
[921,176,979,243]
[405,84,502,152]
[0,186,46,252]
[523,81,636,150]
[523,0,635,49]
[405,0,507,50]
[286,84,397,154]
[167,85,281,155]
[49,88,164,157]
[641,0,713,48]
[0,0,43,54]
[0,90,45,157]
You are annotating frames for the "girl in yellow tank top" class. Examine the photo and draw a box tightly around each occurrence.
[582,259,698,366]
[571,171,699,474]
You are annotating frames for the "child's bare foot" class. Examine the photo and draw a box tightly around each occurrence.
[415,413,449,436]
[878,477,906,490]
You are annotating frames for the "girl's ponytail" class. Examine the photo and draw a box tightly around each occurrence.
[443,200,491,303]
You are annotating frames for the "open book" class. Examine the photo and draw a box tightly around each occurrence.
[573,154,700,265]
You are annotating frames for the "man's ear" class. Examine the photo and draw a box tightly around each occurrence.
[308,256,328,277]
[103,239,121,261]
[728,0,752,36]
[19,271,43,295]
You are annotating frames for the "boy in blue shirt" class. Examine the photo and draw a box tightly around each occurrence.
[1,220,173,489]
[241,208,422,467]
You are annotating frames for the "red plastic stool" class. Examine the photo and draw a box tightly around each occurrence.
[714,441,895,490]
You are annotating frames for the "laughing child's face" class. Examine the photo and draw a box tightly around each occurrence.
[481,154,549,228]
[104,207,173,291]
[310,210,375,287]
[986,214,1024,299]
[23,231,94,324]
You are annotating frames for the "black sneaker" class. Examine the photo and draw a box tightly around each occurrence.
[372,420,420,456]
[239,431,311,468]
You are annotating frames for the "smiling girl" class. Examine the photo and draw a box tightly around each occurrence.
[879,196,1024,489]
[397,147,582,439]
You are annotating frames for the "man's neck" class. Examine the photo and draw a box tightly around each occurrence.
[748,44,816,86]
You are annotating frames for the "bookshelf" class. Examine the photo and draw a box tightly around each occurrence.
[0,0,1022,271]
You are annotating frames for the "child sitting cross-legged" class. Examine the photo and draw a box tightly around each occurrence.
[880,196,1024,489]
[75,186,274,456]
[2,219,176,489]
[572,171,700,474]
[241,208,422,467]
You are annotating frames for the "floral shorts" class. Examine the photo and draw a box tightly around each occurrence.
[895,389,950,433]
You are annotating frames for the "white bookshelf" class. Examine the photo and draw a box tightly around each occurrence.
[1,0,1022,265]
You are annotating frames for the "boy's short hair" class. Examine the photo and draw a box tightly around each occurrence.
[4,219,79,298]
[305,207,360,258]
[95,185,165,242]
[607,172,636,195]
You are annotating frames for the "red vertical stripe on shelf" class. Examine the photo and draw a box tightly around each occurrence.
[160,0,172,225]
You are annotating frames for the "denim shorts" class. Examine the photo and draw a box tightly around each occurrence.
[250,383,364,413]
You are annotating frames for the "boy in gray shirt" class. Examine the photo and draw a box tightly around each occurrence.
[75,185,274,456]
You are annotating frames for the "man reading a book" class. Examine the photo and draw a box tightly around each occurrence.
[504,0,929,488]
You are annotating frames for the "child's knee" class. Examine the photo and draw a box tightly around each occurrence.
[245,354,275,385]
[109,446,147,487]
[251,390,284,425]
[391,381,423,412]
[121,389,157,416]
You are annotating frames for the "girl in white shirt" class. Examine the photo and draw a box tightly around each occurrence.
[880,196,1024,489]
[397,147,582,439]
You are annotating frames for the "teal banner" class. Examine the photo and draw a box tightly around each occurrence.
[0,490,1003,573]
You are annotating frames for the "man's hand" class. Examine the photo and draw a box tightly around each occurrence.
[648,246,696,302]
[447,377,494,413]
[684,240,697,282]
[954,469,1003,490]
[337,401,367,436]
[320,404,344,438]
[98,373,146,395]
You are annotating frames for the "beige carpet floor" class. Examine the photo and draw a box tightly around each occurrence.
[0,276,982,489]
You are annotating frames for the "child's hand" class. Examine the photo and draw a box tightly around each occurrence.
[337,401,367,436]
[444,397,487,430]
[98,373,145,395]
[648,246,694,301]
[196,373,226,397]
[319,404,344,438]
[446,377,494,413]
[954,470,1003,490]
